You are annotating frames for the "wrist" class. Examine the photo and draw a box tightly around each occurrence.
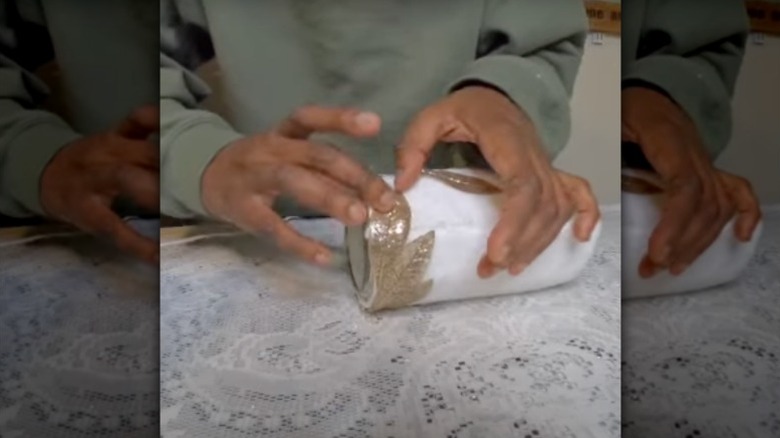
[200,137,244,219]
[453,83,513,105]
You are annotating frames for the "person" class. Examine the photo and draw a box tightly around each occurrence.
[0,0,160,264]
[622,0,762,278]
[160,0,600,278]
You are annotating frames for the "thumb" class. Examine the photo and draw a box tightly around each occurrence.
[115,104,160,140]
[394,110,443,192]
[718,171,762,241]
[558,171,600,241]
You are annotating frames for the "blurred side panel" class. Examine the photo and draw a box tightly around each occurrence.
[622,0,780,436]
[0,1,159,437]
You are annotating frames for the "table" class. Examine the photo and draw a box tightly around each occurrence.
[160,211,621,438]
[622,208,780,437]
[0,220,159,438]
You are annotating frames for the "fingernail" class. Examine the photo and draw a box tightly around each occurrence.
[314,252,330,266]
[379,191,395,210]
[355,112,378,129]
[348,203,365,223]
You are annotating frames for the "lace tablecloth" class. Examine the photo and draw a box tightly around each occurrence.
[160,211,622,438]
[0,220,160,438]
[622,208,780,438]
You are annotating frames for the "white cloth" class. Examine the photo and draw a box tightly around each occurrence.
[350,171,602,309]
[622,207,780,437]
[622,191,762,299]
[160,211,621,437]
[0,220,159,438]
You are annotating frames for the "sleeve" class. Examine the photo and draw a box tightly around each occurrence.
[448,0,588,160]
[0,0,80,218]
[160,0,243,219]
[623,0,749,159]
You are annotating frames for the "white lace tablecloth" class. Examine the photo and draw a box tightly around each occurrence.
[160,211,621,438]
[0,220,159,438]
[622,208,780,438]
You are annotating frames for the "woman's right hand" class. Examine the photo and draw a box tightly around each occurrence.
[201,106,397,266]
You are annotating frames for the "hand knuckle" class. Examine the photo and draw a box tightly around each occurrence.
[656,123,684,140]
[672,176,702,196]
[702,205,719,221]
[316,145,340,166]
[323,195,347,214]
[507,176,539,195]
[366,176,386,196]
[273,164,294,181]
[290,107,310,120]
[274,233,293,251]
[265,132,283,144]
[260,218,279,235]
[541,203,559,221]
[734,175,750,187]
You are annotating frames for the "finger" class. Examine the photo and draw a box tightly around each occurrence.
[276,139,395,212]
[236,199,332,265]
[638,254,659,278]
[270,216,334,266]
[79,201,158,264]
[395,109,445,192]
[275,106,381,139]
[646,181,699,266]
[506,194,572,275]
[115,105,160,140]
[112,137,158,169]
[667,216,723,276]
[506,218,554,276]
[486,187,538,267]
[637,125,693,179]
[477,254,498,279]
[116,165,159,213]
[669,190,734,275]
[721,174,762,241]
[270,165,372,226]
[558,172,600,241]
[639,133,700,266]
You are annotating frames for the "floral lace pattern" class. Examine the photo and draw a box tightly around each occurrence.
[622,208,780,438]
[2,209,775,438]
[0,220,159,438]
[160,212,621,437]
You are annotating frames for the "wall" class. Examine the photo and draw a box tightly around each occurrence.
[555,34,621,205]
[718,34,780,204]
[559,32,780,206]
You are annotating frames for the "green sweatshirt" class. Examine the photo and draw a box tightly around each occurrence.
[622,0,749,160]
[2,1,750,220]
[0,0,157,218]
[160,0,589,218]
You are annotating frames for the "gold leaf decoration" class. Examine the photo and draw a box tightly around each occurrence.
[423,169,503,194]
[362,169,498,312]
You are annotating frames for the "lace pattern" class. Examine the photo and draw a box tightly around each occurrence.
[160,212,621,437]
[0,220,159,438]
[622,208,780,437]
